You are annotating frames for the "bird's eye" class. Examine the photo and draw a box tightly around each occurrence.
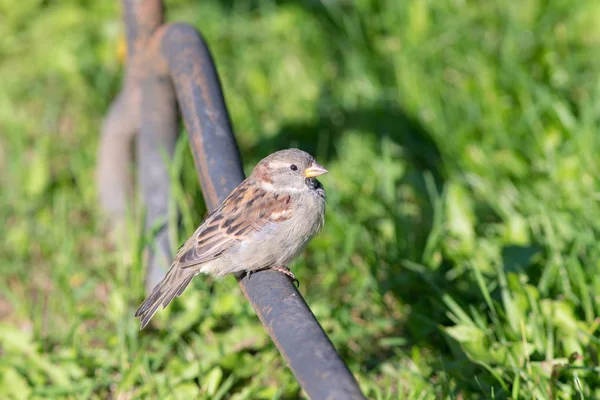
[290,164,298,171]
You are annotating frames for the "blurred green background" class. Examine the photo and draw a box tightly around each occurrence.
[2,0,600,398]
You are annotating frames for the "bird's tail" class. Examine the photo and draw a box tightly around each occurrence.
[134,266,195,329]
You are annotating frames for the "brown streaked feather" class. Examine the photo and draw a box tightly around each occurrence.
[134,266,195,329]
[174,179,293,269]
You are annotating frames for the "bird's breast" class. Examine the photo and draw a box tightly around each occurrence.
[274,191,325,262]
[232,189,326,270]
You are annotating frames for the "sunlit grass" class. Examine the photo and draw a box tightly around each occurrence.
[2,0,600,398]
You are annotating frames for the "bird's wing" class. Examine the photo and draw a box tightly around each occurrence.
[174,179,294,268]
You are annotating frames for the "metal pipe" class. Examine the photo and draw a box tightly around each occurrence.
[97,0,163,219]
[138,41,179,292]
[144,22,365,399]
[101,1,367,398]
[240,271,367,399]
[149,23,245,206]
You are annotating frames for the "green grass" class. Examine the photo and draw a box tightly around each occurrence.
[2,0,600,398]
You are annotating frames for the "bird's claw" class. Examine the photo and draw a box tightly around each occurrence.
[271,266,299,287]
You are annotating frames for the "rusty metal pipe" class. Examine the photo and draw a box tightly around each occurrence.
[104,1,367,398]
[138,54,179,292]
[144,23,365,399]
[148,23,245,206]
[97,0,163,219]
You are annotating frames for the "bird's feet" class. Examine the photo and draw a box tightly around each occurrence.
[270,266,299,287]
[245,266,299,287]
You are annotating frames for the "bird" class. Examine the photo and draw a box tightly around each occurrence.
[135,149,328,329]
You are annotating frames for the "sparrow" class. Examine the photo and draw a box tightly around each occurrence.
[135,149,328,329]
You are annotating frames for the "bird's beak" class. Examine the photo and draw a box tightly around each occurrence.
[304,161,328,178]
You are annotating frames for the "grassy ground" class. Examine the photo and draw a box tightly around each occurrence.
[2,0,600,398]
